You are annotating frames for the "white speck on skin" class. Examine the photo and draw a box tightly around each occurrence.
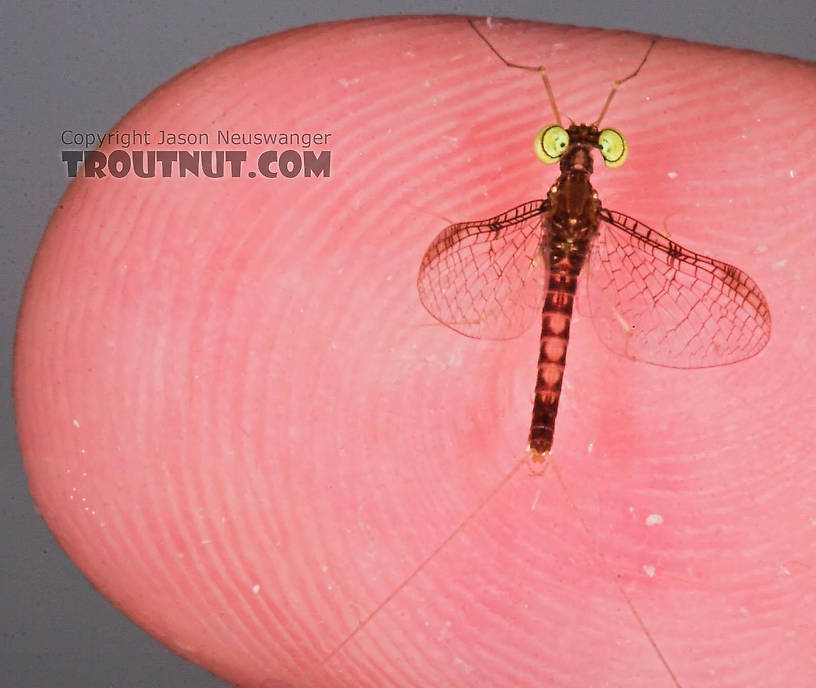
[73,419,80,428]
[739,606,750,616]
[667,171,678,179]
[80,449,85,454]
[252,585,260,595]
[789,169,796,178]
[200,540,211,545]
[754,244,768,254]
[779,564,791,576]
[643,564,656,578]
[628,506,635,514]
[453,657,474,672]
[587,441,594,455]
[645,513,664,527]
[772,259,788,271]
[321,564,329,573]
[531,487,541,511]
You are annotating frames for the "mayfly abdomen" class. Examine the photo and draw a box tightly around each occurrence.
[528,267,580,456]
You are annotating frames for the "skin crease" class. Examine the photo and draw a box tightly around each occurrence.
[12,15,816,688]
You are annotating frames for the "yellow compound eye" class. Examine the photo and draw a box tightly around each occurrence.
[598,128,627,168]
[534,125,570,164]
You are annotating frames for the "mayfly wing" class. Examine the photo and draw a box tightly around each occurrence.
[583,207,771,368]
[417,199,551,340]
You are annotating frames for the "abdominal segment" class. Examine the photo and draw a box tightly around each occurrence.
[528,269,578,458]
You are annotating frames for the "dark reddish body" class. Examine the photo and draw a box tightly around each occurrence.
[529,125,602,455]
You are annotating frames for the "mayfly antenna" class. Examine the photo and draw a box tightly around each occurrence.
[468,18,563,126]
[593,37,658,126]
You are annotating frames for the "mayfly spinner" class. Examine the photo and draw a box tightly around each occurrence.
[417,21,771,459]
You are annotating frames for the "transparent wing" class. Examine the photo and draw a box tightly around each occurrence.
[417,200,550,340]
[583,208,771,368]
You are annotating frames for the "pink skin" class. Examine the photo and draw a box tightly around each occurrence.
[13,16,816,688]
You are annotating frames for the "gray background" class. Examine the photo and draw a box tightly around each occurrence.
[2,1,813,686]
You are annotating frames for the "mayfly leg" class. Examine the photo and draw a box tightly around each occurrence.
[661,213,677,240]
[527,243,547,278]
[468,19,563,125]
[584,258,637,356]
[593,37,658,126]
[469,19,658,128]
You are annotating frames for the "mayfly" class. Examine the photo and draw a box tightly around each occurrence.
[417,21,771,460]
[311,23,773,687]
